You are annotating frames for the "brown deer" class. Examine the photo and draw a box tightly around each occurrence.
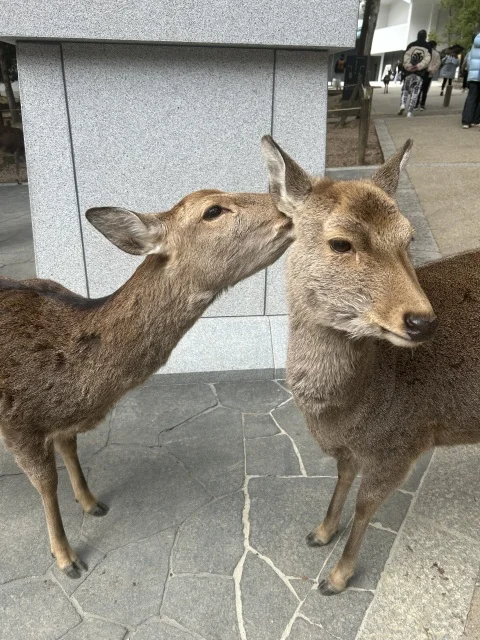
[261,135,480,595]
[0,188,294,578]
[0,117,25,183]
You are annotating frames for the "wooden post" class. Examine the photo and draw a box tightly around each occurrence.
[358,86,373,165]
[340,82,362,128]
[443,84,453,107]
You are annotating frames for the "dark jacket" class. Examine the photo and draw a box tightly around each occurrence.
[403,39,433,79]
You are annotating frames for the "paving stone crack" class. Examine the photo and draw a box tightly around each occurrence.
[280,516,354,640]
[163,447,216,498]
[269,404,307,476]
[160,615,207,640]
[369,521,398,535]
[156,403,220,443]
[233,417,250,640]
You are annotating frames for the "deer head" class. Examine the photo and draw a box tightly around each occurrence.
[261,136,437,346]
[86,188,294,293]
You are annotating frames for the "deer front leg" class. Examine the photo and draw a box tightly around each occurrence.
[319,463,410,595]
[307,451,358,546]
[54,435,108,516]
[15,439,87,578]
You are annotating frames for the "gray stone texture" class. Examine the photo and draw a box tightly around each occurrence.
[0,185,34,280]
[272,400,339,476]
[0,470,84,583]
[162,575,239,640]
[412,445,480,541]
[0,578,81,640]
[16,43,88,295]
[133,618,197,640]
[1,0,360,48]
[173,491,244,575]
[62,43,272,312]
[401,450,433,492]
[158,317,275,377]
[358,515,480,640]
[373,490,412,533]
[245,434,301,476]
[319,525,396,591]
[81,445,209,551]
[241,551,298,640]
[269,314,289,372]
[75,530,175,627]
[61,618,127,640]
[160,407,244,496]
[301,588,374,640]
[244,413,280,438]
[249,476,357,579]
[0,375,439,640]
[288,617,337,640]
[111,382,217,446]
[215,380,290,413]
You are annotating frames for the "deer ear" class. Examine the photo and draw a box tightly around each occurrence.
[261,135,313,217]
[86,207,167,256]
[371,139,413,197]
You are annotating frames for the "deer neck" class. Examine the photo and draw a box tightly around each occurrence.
[86,255,217,388]
[288,318,376,415]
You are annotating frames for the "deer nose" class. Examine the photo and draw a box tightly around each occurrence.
[404,313,438,341]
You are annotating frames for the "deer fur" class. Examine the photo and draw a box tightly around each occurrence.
[261,135,480,595]
[0,188,294,577]
[0,118,25,183]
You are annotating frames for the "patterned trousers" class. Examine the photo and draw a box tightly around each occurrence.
[401,74,422,113]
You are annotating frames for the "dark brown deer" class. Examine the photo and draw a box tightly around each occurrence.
[261,135,480,595]
[0,188,294,577]
[0,118,25,183]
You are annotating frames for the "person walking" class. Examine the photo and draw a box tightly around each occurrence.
[398,30,432,117]
[382,63,392,93]
[333,54,345,90]
[440,51,459,95]
[419,40,441,110]
[462,33,480,128]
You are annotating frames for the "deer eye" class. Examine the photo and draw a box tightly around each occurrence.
[329,239,352,253]
[203,205,224,221]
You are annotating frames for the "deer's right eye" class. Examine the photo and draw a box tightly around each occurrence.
[203,205,224,221]
[329,239,352,253]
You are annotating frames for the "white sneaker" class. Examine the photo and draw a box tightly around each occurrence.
[397,105,405,115]
[407,112,413,118]
[463,124,471,129]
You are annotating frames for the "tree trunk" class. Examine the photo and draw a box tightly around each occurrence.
[0,46,20,123]
[364,0,381,57]
[356,0,381,84]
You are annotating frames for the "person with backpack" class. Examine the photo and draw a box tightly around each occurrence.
[333,54,345,90]
[398,30,433,117]
[440,50,460,95]
[462,33,480,128]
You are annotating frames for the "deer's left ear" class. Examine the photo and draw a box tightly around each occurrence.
[261,135,313,217]
[371,139,413,197]
[86,207,168,256]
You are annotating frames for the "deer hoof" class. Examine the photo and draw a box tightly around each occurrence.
[88,501,109,517]
[306,529,336,547]
[318,578,343,596]
[62,559,87,579]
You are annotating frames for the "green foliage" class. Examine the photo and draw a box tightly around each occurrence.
[441,0,480,49]
[0,43,18,83]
